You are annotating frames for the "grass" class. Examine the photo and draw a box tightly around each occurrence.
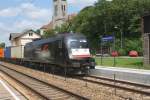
[95,57,150,70]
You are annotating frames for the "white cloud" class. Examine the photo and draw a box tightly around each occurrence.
[0,8,20,17]
[20,3,52,19]
[13,20,42,30]
[0,0,98,45]
[68,0,97,4]
[0,2,52,45]
[68,0,97,7]
[0,2,52,20]
[0,22,13,44]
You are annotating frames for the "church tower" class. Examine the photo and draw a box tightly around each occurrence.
[53,0,68,28]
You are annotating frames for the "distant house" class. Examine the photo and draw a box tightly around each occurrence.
[9,29,41,46]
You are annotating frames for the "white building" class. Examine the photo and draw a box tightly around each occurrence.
[9,29,41,46]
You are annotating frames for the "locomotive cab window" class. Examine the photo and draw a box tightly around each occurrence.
[68,38,88,49]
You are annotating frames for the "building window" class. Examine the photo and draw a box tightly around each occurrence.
[29,33,33,36]
[62,5,66,16]
[64,5,66,11]
[62,5,66,12]
[62,5,63,12]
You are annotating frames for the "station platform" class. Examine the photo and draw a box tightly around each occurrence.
[90,66,150,85]
[0,77,26,100]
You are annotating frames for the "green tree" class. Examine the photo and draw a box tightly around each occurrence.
[43,0,150,55]
[0,43,5,48]
[43,29,56,38]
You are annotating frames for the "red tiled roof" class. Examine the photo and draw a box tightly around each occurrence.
[40,13,77,30]
[40,21,53,30]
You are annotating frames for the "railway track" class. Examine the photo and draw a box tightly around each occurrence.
[88,75,150,88]
[1,61,150,99]
[76,75,150,96]
[0,65,89,100]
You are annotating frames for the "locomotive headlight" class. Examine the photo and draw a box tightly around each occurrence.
[72,62,80,67]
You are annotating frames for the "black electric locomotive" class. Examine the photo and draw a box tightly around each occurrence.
[24,33,95,74]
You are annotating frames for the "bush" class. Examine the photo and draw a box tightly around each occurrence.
[129,50,138,57]
[93,38,142,56]
[125,38,142,56]
[114,38,142,56]
[118,48,127,56]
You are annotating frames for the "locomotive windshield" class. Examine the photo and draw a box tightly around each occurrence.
[68,38,88,48]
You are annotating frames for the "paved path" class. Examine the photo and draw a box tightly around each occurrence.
[0,78,26,100]
[90,66,150,85]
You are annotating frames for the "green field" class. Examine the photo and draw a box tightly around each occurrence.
[95,57,150,70]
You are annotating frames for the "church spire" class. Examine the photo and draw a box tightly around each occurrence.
[53,0,68,28]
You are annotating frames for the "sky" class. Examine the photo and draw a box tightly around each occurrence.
[0,0,98,46]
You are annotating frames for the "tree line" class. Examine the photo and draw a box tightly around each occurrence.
[44,0,150,55]
[0,43,5,48]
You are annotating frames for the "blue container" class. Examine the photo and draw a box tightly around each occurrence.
[4,47,11,58]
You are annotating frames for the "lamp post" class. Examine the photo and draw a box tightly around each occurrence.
[120,29,123,49]
[114,26,123,49]
[113,26,117,67]
[100,35,103,65]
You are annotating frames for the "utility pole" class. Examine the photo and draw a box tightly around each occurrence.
[114,26,123,49]
[100,36,103,65]
[120,29,123,49]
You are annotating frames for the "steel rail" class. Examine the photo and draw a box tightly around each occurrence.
[88,75,150,88]
[76,77,150,96]
[0,69,48,100]
[0,64,89,100]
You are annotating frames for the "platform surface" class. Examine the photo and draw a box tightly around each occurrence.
[0,78,27,100]
[90,66,150,85]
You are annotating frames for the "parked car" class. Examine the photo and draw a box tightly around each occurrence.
[129,50,138,57]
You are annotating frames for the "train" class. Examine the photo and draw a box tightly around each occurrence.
[1,33,95,74]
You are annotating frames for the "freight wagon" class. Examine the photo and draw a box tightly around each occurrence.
[11,46,24,59]
[4,47,11,58]
[0,48,4,58]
